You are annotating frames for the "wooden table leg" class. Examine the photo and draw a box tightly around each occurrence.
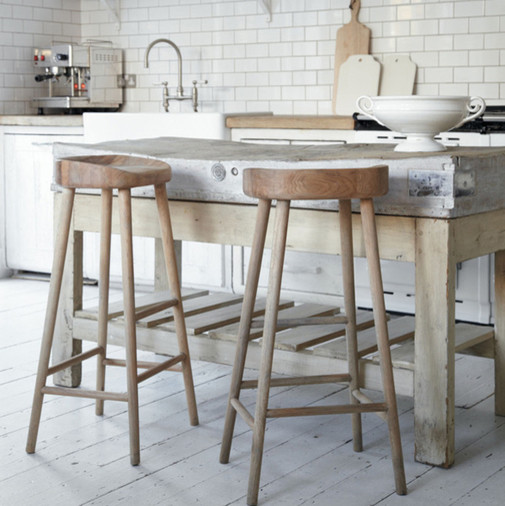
[494,250,505,416]
[155,237,182,291]
[52,192,84,387]
[414,218,456,467]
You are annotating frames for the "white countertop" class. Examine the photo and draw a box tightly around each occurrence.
[0,115,83,127]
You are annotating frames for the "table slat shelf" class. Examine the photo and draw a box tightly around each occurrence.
[72,290,494,397]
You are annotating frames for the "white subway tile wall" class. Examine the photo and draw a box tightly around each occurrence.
[3,0,505,114]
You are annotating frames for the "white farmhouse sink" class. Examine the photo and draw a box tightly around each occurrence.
[83,112,230,143]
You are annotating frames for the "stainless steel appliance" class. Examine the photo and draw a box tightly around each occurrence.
[33,42,123,113]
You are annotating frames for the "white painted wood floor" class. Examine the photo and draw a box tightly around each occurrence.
[1,277,505,506]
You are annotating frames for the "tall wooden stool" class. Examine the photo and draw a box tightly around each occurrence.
[26,154,199,465]
[220,166,407,505]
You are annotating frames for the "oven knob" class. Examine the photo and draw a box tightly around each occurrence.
[211,163,226,182]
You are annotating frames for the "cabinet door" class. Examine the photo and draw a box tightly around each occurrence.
[83,234,231,290]
[5,132,83,273]
[233,245,344,306]
[4,131,230,290]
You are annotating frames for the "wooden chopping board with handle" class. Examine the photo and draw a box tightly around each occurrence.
[332,0,371,114]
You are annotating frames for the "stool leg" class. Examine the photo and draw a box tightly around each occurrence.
[248,199,290,506]
[118,188,140,466]
[339,199,363,452]
[220,198,272,464]
[96,189,113,416]
[360,198,407,495]
[26,188,75,453]
[154,183,198,426]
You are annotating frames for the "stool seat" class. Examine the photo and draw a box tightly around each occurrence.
[243,166,388,200]
[27,154,198,466]
[57,154,172,189]
[220,165,406,505]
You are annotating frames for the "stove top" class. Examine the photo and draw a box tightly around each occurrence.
[354,105,505,134]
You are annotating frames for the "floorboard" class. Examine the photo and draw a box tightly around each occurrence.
[1,277,504,506]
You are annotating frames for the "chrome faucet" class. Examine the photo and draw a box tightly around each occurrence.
[144,38,206,112]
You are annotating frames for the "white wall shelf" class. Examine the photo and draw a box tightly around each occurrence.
[101,0,120,29]
[258,0,272,21]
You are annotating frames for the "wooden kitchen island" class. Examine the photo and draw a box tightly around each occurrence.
[50,138,505,469]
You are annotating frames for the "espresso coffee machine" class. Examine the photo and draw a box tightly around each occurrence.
[33,42,123,113]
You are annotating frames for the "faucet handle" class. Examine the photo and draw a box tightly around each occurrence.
[191,80,208,112]
[153,82,170,112]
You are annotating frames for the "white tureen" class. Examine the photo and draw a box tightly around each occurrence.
[356,95,486,152]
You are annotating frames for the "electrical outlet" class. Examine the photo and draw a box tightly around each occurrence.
[117,74,137,88]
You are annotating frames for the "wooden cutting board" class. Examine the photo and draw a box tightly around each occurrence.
[332,0,371,114]
[334,54,380,115]
[379,54,417,96]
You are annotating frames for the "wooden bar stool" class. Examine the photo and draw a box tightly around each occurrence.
[220,166,407,505]
[26,154,199,465]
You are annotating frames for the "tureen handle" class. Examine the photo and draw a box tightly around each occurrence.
[356,95,386,127]
[452,96,486,130]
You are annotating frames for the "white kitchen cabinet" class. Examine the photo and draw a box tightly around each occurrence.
[231,126,353,306]
[230,125,494,324]
[82,233,230,289]
[231,127,355,145]
[81,112,233,291]
[1,125,161,284]
[233,246,344,306]
[2,123,231,291]
[230,126,356,305]
[3,126,84,274]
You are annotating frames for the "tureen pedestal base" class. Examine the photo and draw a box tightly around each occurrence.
[394,133,446,152]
